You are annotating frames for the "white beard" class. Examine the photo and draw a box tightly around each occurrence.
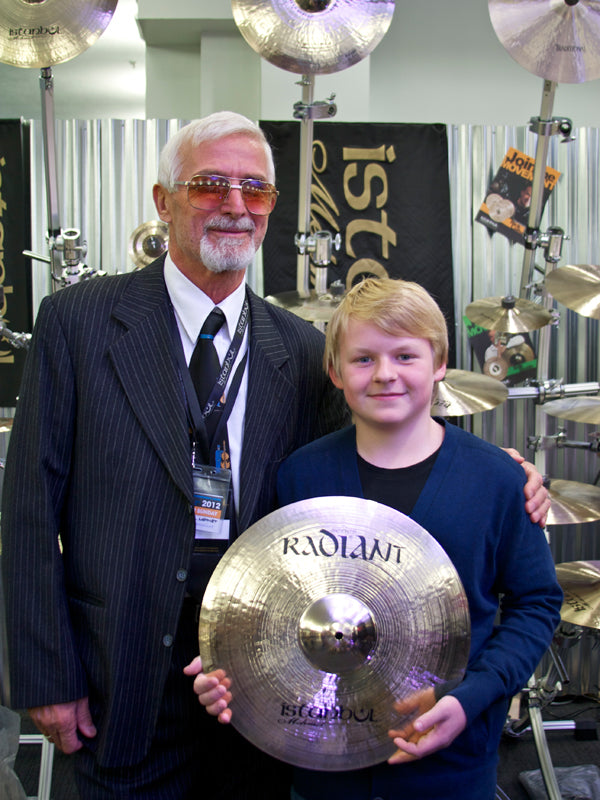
[200,217,258,273]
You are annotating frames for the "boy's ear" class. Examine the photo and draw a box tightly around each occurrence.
[434,362,447,383]
[328,363,344,390]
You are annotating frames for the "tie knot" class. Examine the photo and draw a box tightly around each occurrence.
[199,307,225,341]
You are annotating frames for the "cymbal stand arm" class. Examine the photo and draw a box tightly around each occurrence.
[293,76,339,302]
[40,67,63,284]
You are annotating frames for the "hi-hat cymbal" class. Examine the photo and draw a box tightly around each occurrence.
[128,221,169,270]
[231,0,395,75]
[265,289,345,322]
[199,497,470,771]
[431,368,509,416]
[0,0,118,69]
[489,0,600,84]
[555,560,600,629]
[465,295,553,333]
[542,396,600,424]
[545,478,600,525]
[545,264,600,320]
[0,417,14,434]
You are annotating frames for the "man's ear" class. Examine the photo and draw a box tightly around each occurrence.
[153,183,172,223]
[328,363,344,390]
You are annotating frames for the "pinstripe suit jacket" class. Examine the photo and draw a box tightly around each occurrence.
[1,257,349,767]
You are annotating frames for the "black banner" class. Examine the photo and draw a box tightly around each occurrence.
[260,121,455,365]
[0,120,32,407]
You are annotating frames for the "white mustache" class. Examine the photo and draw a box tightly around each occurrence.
[206,217,255,233]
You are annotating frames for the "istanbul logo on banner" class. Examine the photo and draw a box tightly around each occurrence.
[259,121,456,365]
[0,120,32,407]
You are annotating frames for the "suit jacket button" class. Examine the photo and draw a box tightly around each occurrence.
[176,569,188,582]
[162,634,174,647]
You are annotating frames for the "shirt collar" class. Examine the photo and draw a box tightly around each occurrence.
[164,253,247,344]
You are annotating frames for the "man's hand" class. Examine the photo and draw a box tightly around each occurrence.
[184,656,233,724]
[387,689,466,764]
[503,448,550,528]
[28,697,97,754]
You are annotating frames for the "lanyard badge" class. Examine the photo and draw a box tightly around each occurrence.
[192,463,232,552]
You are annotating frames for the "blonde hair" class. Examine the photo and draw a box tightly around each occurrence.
[324,277,449,376]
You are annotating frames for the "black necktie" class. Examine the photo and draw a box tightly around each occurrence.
[189,307,225,443]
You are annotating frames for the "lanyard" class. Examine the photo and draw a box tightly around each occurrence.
[169,296,249,463]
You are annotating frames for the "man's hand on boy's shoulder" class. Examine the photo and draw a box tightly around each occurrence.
[387,688,467,764]
[502,447,550,528]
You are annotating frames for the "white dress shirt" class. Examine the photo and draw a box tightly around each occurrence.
[163,254,249,513]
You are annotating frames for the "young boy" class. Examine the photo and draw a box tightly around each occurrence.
[191,278,562,800]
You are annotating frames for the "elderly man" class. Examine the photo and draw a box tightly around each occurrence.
[1,111,548,799]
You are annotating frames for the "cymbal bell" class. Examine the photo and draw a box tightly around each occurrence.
[128,221,169,270]
[545,264,600,320]
[431,369,509,416]
[199,497,470,771]
[489,0,600,84]
[542,396,600,424]
[555,560,600,630]
[545,478,600,525]
[0,0,118,69]
[465,295,553,333]
[265,289,345,322]
[231,0,395,75]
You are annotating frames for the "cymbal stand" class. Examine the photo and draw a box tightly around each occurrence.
[24,67,104,291]
[293,74,341,317]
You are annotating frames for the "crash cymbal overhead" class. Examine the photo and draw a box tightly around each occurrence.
[431,369,509,417]
[128,221,169,270]
[0,0,118,69]
[465,295,553,333]
[545,478,600,525]
[488,0,600,84]
[199,497,470,771]
[555,560,600,629]
[542,395,600,424]
[231,0,395,75]
[545,264,600,320]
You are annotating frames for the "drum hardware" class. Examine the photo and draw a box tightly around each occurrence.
[431,368,508,417]
[265,281,346,322]
[527,430,600,457]
[231,1,394,317]
[507,380,600,403]
[199,496,470,771]
[128,221,169,270]
[0,1,118,291]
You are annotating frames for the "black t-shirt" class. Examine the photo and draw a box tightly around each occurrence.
[356,446,441,515]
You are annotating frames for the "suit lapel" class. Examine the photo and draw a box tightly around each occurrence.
[108,260,193,501]
[239,291,295,532]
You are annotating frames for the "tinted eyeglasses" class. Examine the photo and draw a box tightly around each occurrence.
[173,174,279,216]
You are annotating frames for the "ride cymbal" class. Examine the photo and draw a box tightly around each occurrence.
[545,478,600,525]
[489,0,600,84]
[431,369,509,416]
[542,396,600,424]
[199,497,470,771]
[0,0,118,69]
[555,560,600,630]
[128,221,169,270]
[231,0,395,75]
[545,264,600,320]
[465,295,553,333]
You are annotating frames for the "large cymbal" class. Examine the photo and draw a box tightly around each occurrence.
[431,368,509,417]
[545,478,600,525]
[555,560,600,629]
[545,264,600,320]
[199,497,470,771]
[0,0,118,69]
[465,295,553,333]
[489,0,600,84]
[542,396,600,424]
[128,220,169,270]
[231,0,395,75]
[265,289,344,322]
